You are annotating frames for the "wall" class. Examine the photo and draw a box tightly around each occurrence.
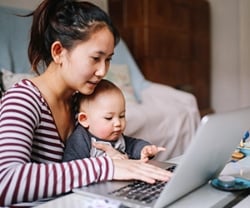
[239,0,250,109]
[209,0,250,113]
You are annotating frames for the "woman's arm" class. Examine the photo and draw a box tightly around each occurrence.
[0,82,114,206]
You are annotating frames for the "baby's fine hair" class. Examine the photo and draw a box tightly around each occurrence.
[27,0,120,73]
[76,79,123,112]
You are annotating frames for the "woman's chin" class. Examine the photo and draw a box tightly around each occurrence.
[80,88,95,95]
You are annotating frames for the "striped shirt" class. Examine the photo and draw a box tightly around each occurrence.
[0,79,114,207]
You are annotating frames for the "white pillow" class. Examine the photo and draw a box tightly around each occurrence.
[105,64,138,104]
[1,66,138,104]
[1,68,35,90]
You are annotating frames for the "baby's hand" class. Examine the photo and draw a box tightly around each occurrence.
[93,142,129,160]
[140,145,166,160]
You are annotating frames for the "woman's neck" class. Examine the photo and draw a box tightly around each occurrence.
[31,66,75,141]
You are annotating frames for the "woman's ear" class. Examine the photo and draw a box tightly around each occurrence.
[51,41,64,64]
[78,112,89,128]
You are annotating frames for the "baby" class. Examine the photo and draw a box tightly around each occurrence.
[63,79,165,161]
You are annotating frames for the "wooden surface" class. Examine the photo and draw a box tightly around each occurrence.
[109,0,212,116]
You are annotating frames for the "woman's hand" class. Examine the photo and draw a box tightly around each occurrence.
[140,145,166,160]
[93,142,172,184]
[112,159,173,184]
[93,142,129,160]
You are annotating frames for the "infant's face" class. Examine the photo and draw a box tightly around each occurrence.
[86,91,126,141]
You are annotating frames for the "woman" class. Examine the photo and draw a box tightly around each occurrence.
[0,0,172,206]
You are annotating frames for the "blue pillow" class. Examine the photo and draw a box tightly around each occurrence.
[0,6,32,73]
[112,39,150,102]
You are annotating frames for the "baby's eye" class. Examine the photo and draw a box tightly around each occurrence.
[104,117,112,121]
[119,115,125,119]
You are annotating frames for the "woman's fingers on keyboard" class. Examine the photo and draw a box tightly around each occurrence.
[112,159,172,184]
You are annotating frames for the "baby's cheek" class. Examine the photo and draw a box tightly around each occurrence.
[95,126,113,139]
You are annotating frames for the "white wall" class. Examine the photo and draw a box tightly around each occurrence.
[209,0,250,113]
[239,0,250,109]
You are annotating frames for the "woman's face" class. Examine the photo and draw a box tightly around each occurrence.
[61,27,115,95]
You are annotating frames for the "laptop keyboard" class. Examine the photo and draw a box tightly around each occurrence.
[109,165,176,204]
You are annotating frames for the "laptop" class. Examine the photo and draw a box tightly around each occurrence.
[73,107,250,208]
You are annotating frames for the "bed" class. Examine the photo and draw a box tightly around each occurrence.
[0,3,200,161]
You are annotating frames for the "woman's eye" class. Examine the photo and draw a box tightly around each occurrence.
[106,57,112,63]
[104,117,112,120]
[92,57,100,62]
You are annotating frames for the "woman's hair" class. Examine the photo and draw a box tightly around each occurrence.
[28,0,120,74]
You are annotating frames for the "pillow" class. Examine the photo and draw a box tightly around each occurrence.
[1,65,138,104]
[1,68,35,90]
[112,39,150,103]
[105,64,138,104]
